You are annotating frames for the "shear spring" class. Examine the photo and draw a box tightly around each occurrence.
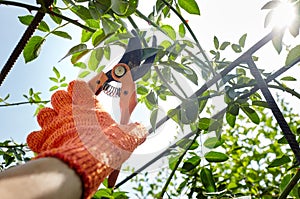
[102,82,120,97]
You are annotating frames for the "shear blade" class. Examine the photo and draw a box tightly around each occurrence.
[118,30,142,69]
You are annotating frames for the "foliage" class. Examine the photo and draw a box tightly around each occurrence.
[1,0,300,198]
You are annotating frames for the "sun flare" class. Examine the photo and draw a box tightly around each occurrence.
[271,1,297,28]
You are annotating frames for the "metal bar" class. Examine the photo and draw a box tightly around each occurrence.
[149,31,274,134]
[247,57,300,164]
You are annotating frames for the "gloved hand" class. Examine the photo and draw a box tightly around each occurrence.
[27,80,148,199]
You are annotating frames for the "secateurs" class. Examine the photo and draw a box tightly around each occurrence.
[87,30,157,187]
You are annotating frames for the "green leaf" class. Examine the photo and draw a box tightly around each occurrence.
[241,106,260,124]
[92,29,106,47]
[200,168,216,192]
[88,0,101,20]
[102,18,120,35]
[278,136,288,144]
[70,5,92,20]
[94,0,111,15]
[226,112,236,128]
[52,31,72,40]
[176,139,199,150]
[231,44,242,53]
[280,174,291,192]
[239,33,247,48]
[182,156,200,172]
[104,46,111,60]
[198,117,211,130]
[49,85,59,91]
[169,155,179,170]
[60,83,68,87]
[137,85,148,95]
[71,50,90,64]
[50,7,62,24]
[167,108,179,123]
[252,100,270,108]
[161,25,176,40]
[205,151,229,162]
[178,0,200,15]
[53,67,60,79]
[268,155,291,168]
[179,23,185,38]
[78,71,91,78]
[213,36,219,49]
[150,108,158,131]
[198,90,209,114]
[204,137,224,149]
[93,188,113,198]
[18,15,50,32]
[49,77,58,83]
[38,21,50,32]
[60,44,88,61]
[285,45,300,66]
[23,36,45,63]
[97,65,105,73]
[180,98,198,124]
[220,41,230,50]
[289,16,300,37]
[74,62,87,69]
[81,29,93,43]
[272,29,284,54]
[281,76,297,81]
[141,48,159,61]
[88,48,103,71]
[111,0,138,16]
[29,88,33,96]
[159,40,172,49]
[18,15,34,26]
[146,91,157,107]
[227,103,239,116]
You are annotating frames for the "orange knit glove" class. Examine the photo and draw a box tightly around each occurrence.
[26,80,147,199]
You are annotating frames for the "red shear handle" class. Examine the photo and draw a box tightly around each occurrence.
[107,69,137,188]
[119,70,137,125]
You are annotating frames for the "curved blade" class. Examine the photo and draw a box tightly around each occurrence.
[131,35,157,81]
[118,30,142,69]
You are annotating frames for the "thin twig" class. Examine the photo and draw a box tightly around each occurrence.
[0,0,95,33]
[0,144,27,148]
[279,168,300,199]
[268,84,300,100]
[0,100,49,107]
[159,131,200,199]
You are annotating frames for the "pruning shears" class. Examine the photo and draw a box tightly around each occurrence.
[88,30,157,187]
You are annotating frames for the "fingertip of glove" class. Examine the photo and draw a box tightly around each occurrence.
[26,131,43,153]
[37,107,57,127]
[68,80,96,106]
[51,90,72,111]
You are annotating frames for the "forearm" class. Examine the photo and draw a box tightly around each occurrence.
[0,157,82,199]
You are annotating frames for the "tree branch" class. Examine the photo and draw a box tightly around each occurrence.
[0,0,95,33]
[159,130,200,199]
[279,168,300,199]
[0,144,27,148]
[0,100,49,107]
